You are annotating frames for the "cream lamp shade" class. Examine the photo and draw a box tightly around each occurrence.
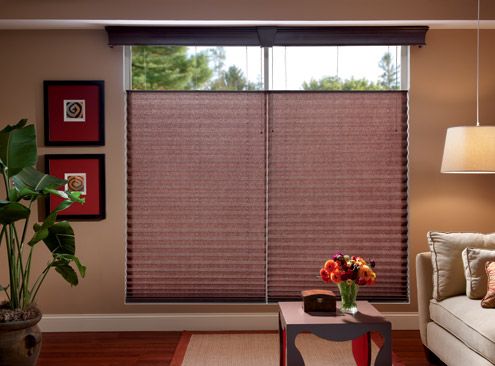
[441,126,495,173]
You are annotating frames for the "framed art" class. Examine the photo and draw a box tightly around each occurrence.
[44,80,105,146]
[45,154,106,220]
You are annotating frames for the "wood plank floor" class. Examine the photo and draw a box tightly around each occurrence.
[38,330,437,366]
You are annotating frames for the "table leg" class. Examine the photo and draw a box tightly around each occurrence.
[352,332,371,366]
[374,326,392,366]
[286,328,305,366]
[279,313,285,366]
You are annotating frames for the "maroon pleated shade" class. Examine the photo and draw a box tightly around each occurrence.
[267,92,408,302]
[127,92,267,302]
[126,91,408,303]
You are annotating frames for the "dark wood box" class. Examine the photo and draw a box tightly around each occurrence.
[301,289,337,314]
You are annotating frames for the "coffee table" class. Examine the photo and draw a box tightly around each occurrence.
[278,301,392,366]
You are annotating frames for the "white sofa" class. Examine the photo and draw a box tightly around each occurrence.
[416,251,495,365]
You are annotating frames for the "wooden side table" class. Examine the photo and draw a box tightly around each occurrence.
[278,301,392,366]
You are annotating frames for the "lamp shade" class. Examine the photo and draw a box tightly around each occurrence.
[441,126,495,173]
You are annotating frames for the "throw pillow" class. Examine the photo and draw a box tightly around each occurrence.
[462,248,495,299]
[481,261,495,308]
[428,232,495,301]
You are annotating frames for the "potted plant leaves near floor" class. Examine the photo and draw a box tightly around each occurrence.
[0,119,86,366]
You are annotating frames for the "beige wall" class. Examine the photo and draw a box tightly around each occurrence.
[0,0,494,22]
[1,28,495,315]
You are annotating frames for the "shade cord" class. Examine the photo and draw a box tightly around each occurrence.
[476,0,480,126]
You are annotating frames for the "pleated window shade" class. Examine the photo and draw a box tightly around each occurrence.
[267,92,408,302]
[127,92,267,302]
[127,91,408,303]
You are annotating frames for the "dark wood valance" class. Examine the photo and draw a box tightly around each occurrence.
[106,25,428,47]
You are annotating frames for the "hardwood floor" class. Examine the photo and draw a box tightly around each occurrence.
[38,330,437,365]
[38,332,182,366]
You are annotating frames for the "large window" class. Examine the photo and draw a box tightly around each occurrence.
[115,25,422,303]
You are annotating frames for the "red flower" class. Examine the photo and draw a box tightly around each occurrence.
[320,268,331,283]
[320,252,377,287]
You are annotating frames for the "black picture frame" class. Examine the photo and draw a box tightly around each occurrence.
[44,80,105,146]
[45,154,106,221]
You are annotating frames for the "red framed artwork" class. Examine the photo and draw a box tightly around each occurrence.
[44,80,105,146]
[45,154,106,220]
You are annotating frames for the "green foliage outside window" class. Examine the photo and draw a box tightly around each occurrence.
[132,46,212,90]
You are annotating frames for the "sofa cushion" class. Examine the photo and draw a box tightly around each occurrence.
[462,248,495,299]
[428,232,495,300]
[482,261,495,308]
[430,296,495,363]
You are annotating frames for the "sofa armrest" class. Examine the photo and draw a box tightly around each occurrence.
[416,251,433,346]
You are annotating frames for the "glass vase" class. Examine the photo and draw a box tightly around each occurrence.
[338,281,359,314]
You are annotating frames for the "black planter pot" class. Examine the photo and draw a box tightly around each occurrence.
[0,314,42,366]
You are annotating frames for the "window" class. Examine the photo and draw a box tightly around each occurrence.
[112,26,424,303]
[131,46,264,91]
[129,45,405,91]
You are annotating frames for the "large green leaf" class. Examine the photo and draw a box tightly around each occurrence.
[13,167,66,193]
[54,253,86,278]
[43,189,84,204]
[0,202,30,224]
[16,187,39,201]
[28,198,81,246]
[29,227,49,245]
[53,263,78,286]
[0,119,27,133]
[42,221,75,255]
[0,121,37,177]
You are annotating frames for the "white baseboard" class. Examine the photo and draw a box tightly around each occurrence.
[384,312,419,330]
[40,312,418,332]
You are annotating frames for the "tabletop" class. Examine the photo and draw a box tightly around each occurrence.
[278,301,390,326]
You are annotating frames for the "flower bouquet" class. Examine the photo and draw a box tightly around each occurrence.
[320,253,376,314]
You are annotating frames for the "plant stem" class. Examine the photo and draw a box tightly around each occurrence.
[2,168,9,200]
[6,225,19,308]
[14,226,29,309]
[30,262,52,304]
[23,246,34,308]
[0,225,5,252]
[20,200,33,246]
[0,226,8,299]
[13,225,28,309]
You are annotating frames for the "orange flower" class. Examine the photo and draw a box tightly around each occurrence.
[324,259,337,272]
[330,271,343,284]
[359,265,372,280]
[320,268,331,283]
[367,272,377,285]
[320,253,377,287]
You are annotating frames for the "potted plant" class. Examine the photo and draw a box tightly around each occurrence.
[0,119,86,366]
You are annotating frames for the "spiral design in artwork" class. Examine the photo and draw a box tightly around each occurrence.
[67,175,85,192]
[65,102,84,119]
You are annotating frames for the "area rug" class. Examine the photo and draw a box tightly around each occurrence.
[170,332,405,366]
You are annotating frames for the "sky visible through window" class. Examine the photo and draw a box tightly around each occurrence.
[131,45,402,91]
[212,46,401,89]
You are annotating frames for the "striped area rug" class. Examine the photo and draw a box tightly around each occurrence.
[170,332,404,366]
